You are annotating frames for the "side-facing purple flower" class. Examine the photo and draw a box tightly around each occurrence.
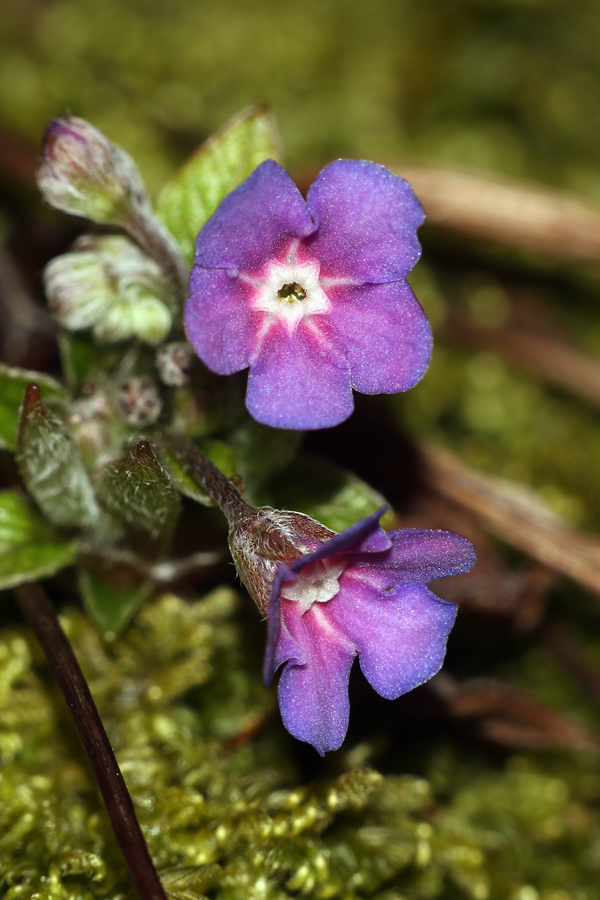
[184,159,431,430]
[230,506,476,755]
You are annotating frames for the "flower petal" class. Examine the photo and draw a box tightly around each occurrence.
[328,281,432,394]
[329,580,457,699]
[306,160,424,283]
[184,267,258,374]
[277,602,355,755]
[352,529,477,584]
[245,324,354,429]
[194,160,316,272]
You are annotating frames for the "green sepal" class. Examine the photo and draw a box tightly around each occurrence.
[156,102,282,266]
[0,364,68,452]
[79,566,152,637]
[97,439,180,535]
[268,453,395,533]
[0,490,78,589]
[16,383,100,529]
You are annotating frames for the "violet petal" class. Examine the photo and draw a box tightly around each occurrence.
[184,267,258,374]
[352,529,478,583]
[194,160,316,272]
[306,160,424,283]
[329,579,457,699]
[328,280,432,394]
[245,324,353,429]
[277,602,356,755]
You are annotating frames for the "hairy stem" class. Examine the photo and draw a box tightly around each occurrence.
[163,433,256,528]
[15,582,168,900]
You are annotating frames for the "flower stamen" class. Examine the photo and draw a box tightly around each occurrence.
[278,282,307,303]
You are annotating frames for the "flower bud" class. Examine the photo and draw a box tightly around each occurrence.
[228,507,335,615]
[17,383,101,529]
[155,342,194,387]
[116,377,163,427]
[37,116,150,225]
[44,235,172,345]
[97,440,180,536]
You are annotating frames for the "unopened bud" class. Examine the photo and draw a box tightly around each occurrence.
[98,440,180,536]
[44,235,172,345]
[117,377,162,427]
[155,342,194,387]
[229,507,335,615]
[37,116,150,225]
[17,383,101,529]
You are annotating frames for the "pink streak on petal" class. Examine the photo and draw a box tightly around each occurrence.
[277,602,356,755]
[327,280,432,394]
[329,581,457,699]
[184,267,260,374]
[194,160,316,273]
[245,323,354,429]
[306,159,425,282]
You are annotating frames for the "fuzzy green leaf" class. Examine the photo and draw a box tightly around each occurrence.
[230,419,301,504]
[0,490,78,589]
[156,103,282,265]
[268,454,395,533]
[0,365,68,452]
[79,567,152,636]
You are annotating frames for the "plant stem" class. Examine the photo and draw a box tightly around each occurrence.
[163,434,256,528]
[15,582,168,900]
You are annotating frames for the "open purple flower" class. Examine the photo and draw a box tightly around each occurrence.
[229,505,476,755]
[184,160,431,430]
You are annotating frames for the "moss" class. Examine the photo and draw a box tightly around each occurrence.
[1,590,600,899]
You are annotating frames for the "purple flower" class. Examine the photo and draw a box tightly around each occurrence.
[229,505,476,755]
[184,159,431,430]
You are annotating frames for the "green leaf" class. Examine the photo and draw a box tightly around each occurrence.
[79,567,152,636]
[0,364,68,452]
[156,103,282,266]
[230,419,301,504]
[268,454,395,533]
[0,490,78,589]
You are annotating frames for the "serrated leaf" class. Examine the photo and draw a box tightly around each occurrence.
[79,567,152,636]
[0,364,68,452]
[156,103,282,265]
[0,490,78,589]
[268,454,394,533]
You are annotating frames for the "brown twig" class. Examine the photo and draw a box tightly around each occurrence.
[14,582,168,900]
[393,162,600,264]
[421,444,600,597]
[446,307,600,410]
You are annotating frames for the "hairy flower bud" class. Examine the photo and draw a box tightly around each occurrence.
[17,383,101,529]
[44,235,172,345]
[37,116,151,225]
[155,343,194,387]
[229,507,336,616]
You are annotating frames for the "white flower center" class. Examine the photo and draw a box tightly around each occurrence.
[281,559,345,614]
[242,241,331,333]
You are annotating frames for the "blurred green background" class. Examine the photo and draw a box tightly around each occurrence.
[2,0,600,197]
